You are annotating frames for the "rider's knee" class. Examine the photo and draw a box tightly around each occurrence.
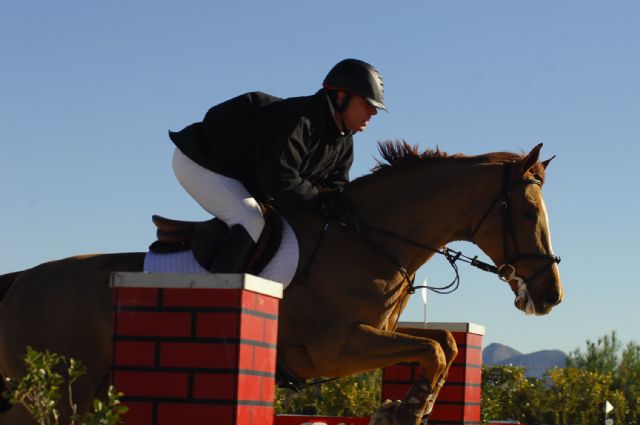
[238,200,265,242]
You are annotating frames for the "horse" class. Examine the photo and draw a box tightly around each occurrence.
[0,142,563,425]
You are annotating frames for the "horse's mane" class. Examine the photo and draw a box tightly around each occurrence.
[373,140,524,171]
[371,140,545,181]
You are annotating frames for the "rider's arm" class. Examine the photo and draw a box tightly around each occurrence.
[320,140,353,190]
[258,115,322,209]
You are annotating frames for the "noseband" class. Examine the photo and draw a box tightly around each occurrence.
[468,162,561,286]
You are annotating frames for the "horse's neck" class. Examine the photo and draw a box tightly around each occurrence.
[349,162,499,272]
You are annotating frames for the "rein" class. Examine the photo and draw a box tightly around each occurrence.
[356,223,497,294]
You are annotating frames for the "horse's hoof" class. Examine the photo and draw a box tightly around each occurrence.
[389,409,423,425]
[369,399,400,425]
[369,399,424,425]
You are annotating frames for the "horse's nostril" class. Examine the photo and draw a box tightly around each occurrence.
[546,290,561,306]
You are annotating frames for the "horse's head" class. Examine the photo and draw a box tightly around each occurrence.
[351,141,563,315]
[473,144,563,315]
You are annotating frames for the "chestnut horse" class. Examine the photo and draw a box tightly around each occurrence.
[0,142,563,425]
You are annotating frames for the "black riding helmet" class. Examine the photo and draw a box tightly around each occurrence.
[323,58,386,112]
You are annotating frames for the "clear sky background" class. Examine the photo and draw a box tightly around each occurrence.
[1,1,638,355]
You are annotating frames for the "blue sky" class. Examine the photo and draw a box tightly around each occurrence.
[1,1,638,355]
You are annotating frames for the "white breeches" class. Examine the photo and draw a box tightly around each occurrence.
[172,148,265,243]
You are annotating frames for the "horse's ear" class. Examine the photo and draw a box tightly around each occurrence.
[541,155,556,170]
[518,143,543,175]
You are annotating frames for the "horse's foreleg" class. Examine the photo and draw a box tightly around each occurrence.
[393,327,458,416]
[325,324,457,425]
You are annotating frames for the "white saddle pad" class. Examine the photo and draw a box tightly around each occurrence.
[143,216,299,289]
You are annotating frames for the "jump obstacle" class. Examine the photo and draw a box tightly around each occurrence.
[111,273,484,425]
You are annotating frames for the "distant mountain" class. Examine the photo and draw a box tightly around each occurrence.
[483,343,567,377]
[483,343,522,364]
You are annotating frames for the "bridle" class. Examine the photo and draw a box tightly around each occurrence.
[355,161,561,295]
[468,161,561,286]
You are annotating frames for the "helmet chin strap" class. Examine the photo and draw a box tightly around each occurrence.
[335,92,352,132]
[337,92,352,113]
[325,90,353,135]
[498,264,536,315]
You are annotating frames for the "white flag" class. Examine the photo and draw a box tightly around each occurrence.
[605,400,614,414]
[421,279,428,323]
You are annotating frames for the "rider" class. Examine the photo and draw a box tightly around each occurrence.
[169,58,386,273]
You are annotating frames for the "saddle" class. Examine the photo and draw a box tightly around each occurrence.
[149,205,283,275]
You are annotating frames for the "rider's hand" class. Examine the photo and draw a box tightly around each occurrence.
[318,189,348,220]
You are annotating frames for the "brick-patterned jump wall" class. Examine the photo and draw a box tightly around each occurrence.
[110,272,283,425]
[381,322,485,425]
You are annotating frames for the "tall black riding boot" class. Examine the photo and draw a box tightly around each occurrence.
[210,224,256,273]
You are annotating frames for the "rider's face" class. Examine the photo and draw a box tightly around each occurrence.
[339,93,377,133]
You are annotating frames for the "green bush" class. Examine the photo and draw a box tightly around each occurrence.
[2,346,127,425]
[482,332,640,425]
[275,370,381,416]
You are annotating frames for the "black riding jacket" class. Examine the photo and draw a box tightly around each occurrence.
[169,90,353,209]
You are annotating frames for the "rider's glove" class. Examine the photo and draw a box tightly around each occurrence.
[318,189,348,220]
